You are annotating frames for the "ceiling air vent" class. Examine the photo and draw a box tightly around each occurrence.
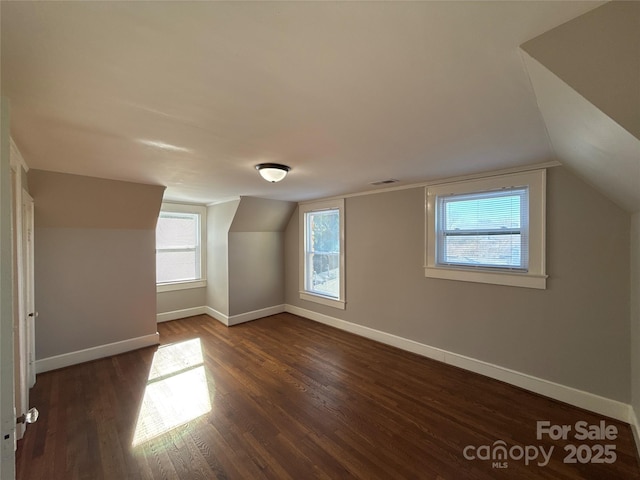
[370,179,399,186]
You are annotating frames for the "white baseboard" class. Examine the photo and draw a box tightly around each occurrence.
[157,306,207,323]
[285,304,633,424]
[204,306,229,326]
[228,304,285,326]
[204,304,286,327]
[35,333,160,374]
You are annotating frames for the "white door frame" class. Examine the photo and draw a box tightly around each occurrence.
[10,141,32,442]
[22,191,35,390]
[10,150,25,442]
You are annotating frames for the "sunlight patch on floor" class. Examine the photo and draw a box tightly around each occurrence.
[132,338,212,446]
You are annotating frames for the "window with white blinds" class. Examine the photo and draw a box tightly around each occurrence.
[426,169,547,289]
[437,188,528,270]
[156,203,207,291]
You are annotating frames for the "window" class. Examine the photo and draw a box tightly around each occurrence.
[299,198,345,309]
[426,170,546,289]
[156,203,206,292]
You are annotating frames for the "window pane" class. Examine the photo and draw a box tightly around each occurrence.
[437,188,527,270]
[443,191,522,232]
[156,250,197,283]
[306,209,340,298]
[442,234,522,267]
[310,252,340,297]
[156,214,197,249]
[156,211,201,284]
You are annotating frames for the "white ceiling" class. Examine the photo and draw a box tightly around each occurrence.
[1,1,603,204]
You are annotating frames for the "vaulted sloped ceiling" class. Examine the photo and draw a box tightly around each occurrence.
[1,1,604,204]
[522,1,640,213]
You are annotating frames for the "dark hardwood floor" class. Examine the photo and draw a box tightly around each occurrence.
[16,313,640,479]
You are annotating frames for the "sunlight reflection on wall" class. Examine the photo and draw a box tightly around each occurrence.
[132,338,213,446]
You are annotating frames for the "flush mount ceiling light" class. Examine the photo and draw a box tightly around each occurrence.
[255,163,291,183]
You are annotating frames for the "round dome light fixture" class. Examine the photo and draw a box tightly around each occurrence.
[255,163,291,183]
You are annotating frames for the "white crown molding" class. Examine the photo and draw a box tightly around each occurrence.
[206,196,241,207]
[298,160,562,205]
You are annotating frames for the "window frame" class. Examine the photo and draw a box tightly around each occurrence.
[156,202,207,293]
[299,198,346,309]
[425,170,547,289]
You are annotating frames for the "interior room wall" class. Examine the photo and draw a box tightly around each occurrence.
[227,197,295,317]
[522,1,640,140]
[228,232,285,316]
[28,170,164,360]
[631,212,640,424]
[284,166,631,403]
[156,287,206,316]
[206,199,240,317]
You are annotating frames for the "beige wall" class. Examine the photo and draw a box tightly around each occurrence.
[227,197,294,316]
[230,196,297,232]
[522,1,640,140]
[29,170,162,229]
[285,167,631,402]
[631,212,640,419]
[156,287,206,315]
[29,170,164,359]
[228,232,285,316]
[206,199,240,316]
[202,197,294,319]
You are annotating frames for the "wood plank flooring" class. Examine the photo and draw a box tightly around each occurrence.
[16,313,640,479]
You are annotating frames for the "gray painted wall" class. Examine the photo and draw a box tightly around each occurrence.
[156,287,206,315]
[631,212,640,418]
[228,232,285,316]
[227,197,294,316]
[29,170,164,359]
[204,197,294,318]
[522,1,640,140]
[231,196,296,232]
[206,199,240,316]
[285,167,631,402]
[34,228,157,358]
[157,196,294,319]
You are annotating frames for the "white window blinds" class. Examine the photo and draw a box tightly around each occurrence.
[436,187,529,271]
[156,212,201,283]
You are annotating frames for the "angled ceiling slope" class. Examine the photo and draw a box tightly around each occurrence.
[229,197,296,233]
[522,1,640,212]
[1,1,604,204]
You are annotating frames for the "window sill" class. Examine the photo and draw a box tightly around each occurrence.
[424,266,546,289]
[300,291,346,309]
[157,280,207,293]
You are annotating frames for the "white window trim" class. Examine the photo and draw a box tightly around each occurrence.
[156,202,207,293]
[299,198,346,309]
[425,169,547,289]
